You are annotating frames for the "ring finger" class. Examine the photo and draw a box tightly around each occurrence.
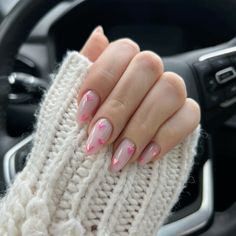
[110,72,187,172]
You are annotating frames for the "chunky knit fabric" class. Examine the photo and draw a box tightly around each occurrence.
[0,52,200,236]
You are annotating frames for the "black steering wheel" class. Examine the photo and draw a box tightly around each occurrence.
[1,0,236,235]
[0,0,61,191]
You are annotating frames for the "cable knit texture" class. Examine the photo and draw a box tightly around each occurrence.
[0,52,200,236]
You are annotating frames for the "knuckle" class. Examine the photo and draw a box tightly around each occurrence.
[113,38,140,54]
[96,67,116,82]
[131,118,153,138]
[139,122,153,137]
[163,72,187,104]
[107,97,127,115]
[162,123,180,140]
[134,51,164,74]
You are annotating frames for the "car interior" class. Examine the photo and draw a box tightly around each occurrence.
[0,0,236,235]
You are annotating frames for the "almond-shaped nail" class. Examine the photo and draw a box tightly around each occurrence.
[77,90,99,123]
[138,142,160,166]
[85,118,112,154]
[93,25,104,34]
[109,139,136,172]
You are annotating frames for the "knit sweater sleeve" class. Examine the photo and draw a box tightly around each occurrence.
[0,51,200,236]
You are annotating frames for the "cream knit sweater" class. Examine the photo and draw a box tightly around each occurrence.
[0,52,200,236]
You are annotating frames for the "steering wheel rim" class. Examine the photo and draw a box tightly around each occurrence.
[0,0,63,191]
[0,0,61,77]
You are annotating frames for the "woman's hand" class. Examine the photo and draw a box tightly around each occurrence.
[78,26,200,172]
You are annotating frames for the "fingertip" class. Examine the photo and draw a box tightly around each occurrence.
[93,25,104,34]
[81,25,109,62]
[185,98,201,126]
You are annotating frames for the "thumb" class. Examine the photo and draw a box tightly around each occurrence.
[80,26,109,62]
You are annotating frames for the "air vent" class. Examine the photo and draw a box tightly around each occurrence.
[14,55,39,76]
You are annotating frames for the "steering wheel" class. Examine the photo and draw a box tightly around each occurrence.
[1,0,236,235]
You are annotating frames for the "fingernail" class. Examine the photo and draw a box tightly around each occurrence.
[138,142,160,166]
[85,118,112,154]
[93,25,104,34]
[77,90,99,123]
[109,139,136,172]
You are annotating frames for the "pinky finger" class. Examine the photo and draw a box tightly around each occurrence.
[138,98,200,165]
[80,26,109,62]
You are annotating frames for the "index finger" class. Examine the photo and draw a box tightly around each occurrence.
[77,39,140,123]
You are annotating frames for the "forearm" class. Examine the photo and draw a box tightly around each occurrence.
[0,52,91,235]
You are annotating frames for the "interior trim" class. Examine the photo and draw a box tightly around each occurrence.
[215,67,236,84]
[157,159,213,236]
[3,135,32,185]
[220,96,236,107]
[199,46,236,61]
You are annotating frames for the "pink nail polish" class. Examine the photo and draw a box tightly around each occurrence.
[85,118,112,155]
[138,142,160,166]
[77,90,99,123]
[109,139,135,172]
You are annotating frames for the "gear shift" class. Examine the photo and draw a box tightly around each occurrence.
[6,72,49,136]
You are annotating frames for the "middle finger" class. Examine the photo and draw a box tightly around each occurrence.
[85,51,163,154]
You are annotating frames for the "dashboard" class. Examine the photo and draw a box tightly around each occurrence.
[50,0,235,60]
[1,0,235,79]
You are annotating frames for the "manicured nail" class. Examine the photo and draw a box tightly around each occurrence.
[85,118,112,154]
[77,90,99,123]
[93,25,104,34]
[109,139,136,172]
[138,142,160,166]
